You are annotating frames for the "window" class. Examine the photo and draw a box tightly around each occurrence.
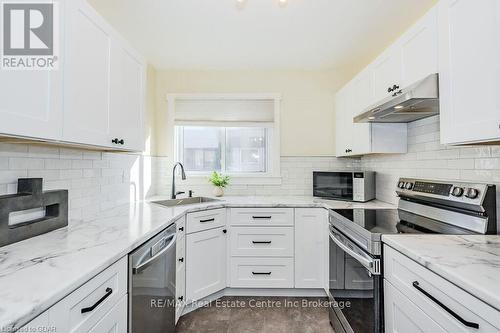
[176,126,269,174]
[168,94,281,179]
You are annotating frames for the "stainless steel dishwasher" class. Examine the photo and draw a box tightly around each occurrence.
[129,223,177,333]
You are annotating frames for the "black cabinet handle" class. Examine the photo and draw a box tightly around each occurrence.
[252,216,272,219]
[199,218,215,223]
[178,257,184,262]
[412,281,479,329]
[81,288,113,314]
[252,241,272,244]
[179,227,184,231]
[111,138,125,145]
[223,229,227,234]
[178,296,184,301]
[252,272,272,275]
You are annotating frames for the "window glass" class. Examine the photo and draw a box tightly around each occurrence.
[176,126,268,174]
[181,127,221,172]
[226,128,266,173]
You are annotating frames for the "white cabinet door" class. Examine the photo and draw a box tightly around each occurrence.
[186,227,227,302]
[0,0,63,141]
[439,0,500,145]
[350,71,372,155]
[384,280,446,333]
[109,40,145,151]
[371,46,402,103]
[400,6,438,87]
[335,85,353,157]
[295,208,327,288]
[63,0,112,147]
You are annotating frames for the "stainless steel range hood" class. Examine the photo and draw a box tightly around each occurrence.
[354,73,439,123]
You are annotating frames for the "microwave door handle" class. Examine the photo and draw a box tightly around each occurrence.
[329,231,377,274]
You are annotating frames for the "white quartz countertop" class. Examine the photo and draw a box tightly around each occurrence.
[0,196,393,330]
[382,234,500,312]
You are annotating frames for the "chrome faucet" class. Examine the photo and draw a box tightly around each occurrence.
[171,162,187,199]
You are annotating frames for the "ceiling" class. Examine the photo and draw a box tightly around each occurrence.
[89,0,437,71]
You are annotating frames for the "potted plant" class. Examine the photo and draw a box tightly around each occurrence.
[209,171,230,197]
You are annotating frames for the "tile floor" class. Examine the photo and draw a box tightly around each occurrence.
[176,296,334,333]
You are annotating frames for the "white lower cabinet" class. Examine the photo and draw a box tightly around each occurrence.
[186,226,227,302]
[294,208,327,289]
[20,257,128,332]
[384,245,500,332]
[87,295,127,333]
[384,279,446,333]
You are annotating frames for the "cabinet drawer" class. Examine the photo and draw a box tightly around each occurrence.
[229,258,294,288]
[187,208,226,234]
[50,257,128,332]
[230,227,294,257]
[87,295,127,333]
[384,279,446,333]
[230,208,293,226]
[384,245,500,332]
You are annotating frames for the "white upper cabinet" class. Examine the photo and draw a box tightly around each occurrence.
[400,7,438,87]
[350,71,373,154]
[0,0,145,151]
[0,0,64,141]
[335,85,353,156]
[371,46,402,103]
[335,4,438,157]
[63,0,112,147]
[63,0,145,151]
[109,40,145,151]
[439,0,500,145]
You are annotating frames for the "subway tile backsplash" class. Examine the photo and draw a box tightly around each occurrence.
[152,156,361,197]
[1,115,499,224]
[362,116,500,222]
[0,143,153,221]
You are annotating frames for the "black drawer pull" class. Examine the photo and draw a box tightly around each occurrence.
[199,218,215,223]
[252,241,272,244]
[412,281,479,329]
[179,227,184,231]
[81,288,113,314]
[252,216,272,219]
[252,271,272,275]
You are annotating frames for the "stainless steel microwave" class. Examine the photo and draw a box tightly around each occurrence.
[313,171,375,202]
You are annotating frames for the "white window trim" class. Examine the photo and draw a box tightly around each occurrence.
[166,93,282,184]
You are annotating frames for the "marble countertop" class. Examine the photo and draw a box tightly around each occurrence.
[383,234,500,312]
[0,196,394,330]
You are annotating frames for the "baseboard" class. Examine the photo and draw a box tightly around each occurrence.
[182,287,327,316]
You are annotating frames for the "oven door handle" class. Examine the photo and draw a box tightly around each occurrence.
[329,230,380,275]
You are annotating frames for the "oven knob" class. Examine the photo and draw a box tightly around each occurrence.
[405,182,414,190]
[451,187,464,197]
[465,188,479,199]
[398,181,405,189]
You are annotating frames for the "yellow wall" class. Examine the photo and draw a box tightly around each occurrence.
[153,69,352,157]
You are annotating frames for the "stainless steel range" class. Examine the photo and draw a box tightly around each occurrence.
[327,178,497,333]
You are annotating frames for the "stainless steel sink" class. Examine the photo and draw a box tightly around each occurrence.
[152,197,221,207]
